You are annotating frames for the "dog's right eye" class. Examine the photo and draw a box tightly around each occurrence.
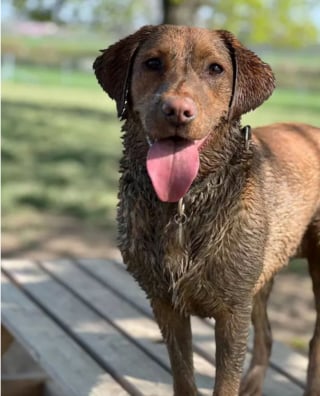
[208,63,224,75]
[144,58,162,71]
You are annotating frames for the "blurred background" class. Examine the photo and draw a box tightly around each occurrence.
[2,0,320,352]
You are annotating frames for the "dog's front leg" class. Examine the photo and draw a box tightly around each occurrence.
[151,299,197,396]
[214,306,252,396]
[240,280,273,396]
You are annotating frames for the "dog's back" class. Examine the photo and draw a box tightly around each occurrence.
[252,123,320,289]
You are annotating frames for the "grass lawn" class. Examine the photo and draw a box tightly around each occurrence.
[2,79,120,230]
[2,68,320,257]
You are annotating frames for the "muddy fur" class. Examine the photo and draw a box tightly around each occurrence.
[94,25,320,396]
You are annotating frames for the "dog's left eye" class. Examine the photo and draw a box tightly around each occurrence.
[208,63,224,75]
[145,58,163,71]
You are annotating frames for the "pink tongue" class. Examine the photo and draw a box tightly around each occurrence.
[147,138,200,202]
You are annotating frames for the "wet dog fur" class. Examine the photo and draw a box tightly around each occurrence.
[94,25,320,396]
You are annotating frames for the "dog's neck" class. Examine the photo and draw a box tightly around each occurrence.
[198,119,253,179]
[121,116,253,185]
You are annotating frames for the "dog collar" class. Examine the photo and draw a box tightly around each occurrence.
[241,125,252,151]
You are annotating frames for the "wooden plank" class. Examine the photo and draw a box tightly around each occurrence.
[1,272,128,396]
[261,338,308,389]
[1,324,14,355]
[2,260,173,396]
[40,258,215,396]
[77,258,305,395]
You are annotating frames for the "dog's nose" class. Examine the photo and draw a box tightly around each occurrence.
[161,97,197,125]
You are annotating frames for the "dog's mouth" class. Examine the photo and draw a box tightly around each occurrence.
[146,135,208,202]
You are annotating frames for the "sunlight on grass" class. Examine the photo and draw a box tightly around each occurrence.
[243,89,320,127]
[2,77,320,235]
[289,337,308,354]
[2,80,115,112]
[2,80,121,229]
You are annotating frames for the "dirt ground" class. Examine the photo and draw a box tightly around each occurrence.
[2,212,315,355]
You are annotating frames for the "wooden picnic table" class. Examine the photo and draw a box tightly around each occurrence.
[2,258,308,396]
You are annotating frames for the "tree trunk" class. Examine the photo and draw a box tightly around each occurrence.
[162,0,202,25]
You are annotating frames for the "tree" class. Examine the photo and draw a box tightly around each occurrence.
[12,0,67,22]
[163,0,201,25]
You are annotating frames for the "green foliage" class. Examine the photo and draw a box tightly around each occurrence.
[13,0,67,22]
[200,0,319,46]
[9,0,320,46]
[134,0,320,46]
[12,0,156,36]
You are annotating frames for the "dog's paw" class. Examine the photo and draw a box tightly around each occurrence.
[239,365,265,396]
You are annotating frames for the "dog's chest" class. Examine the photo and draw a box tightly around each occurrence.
[118,182,262,316]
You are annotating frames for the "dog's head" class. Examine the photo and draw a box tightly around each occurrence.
[94,25,275,202]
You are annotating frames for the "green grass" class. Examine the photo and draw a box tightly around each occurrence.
[263,50,320,69]
[2,80,120,229]
[243,89,320,127]
[289,337,308,354]
[2,72,320,233]
[2,33,109,67]
[4,64,96,89]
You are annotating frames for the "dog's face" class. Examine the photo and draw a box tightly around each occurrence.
[130,27,233,143]
[94,25,275,202]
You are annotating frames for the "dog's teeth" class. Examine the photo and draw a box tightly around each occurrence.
[146,136,153,147]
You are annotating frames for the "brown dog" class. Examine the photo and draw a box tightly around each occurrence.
[94,25,320,396]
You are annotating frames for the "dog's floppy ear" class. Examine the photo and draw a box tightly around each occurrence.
[93,25,156,119]
[217,30,275,120]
